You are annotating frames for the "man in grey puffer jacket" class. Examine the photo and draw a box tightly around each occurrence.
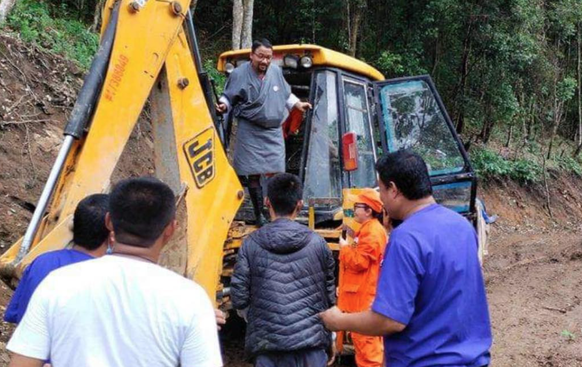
[231,173,336,367]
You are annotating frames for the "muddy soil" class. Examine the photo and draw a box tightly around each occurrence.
[1,31,582,366]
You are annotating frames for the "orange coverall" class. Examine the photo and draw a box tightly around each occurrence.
[338,218,388,367]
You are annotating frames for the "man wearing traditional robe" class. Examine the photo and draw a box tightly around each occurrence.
[216,38,311,226]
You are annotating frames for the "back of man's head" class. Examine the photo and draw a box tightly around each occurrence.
[73,194,110,250]
[267,173,303,216]
[252,38,273,53]
[109,177,176,247]
[375,150,433,200]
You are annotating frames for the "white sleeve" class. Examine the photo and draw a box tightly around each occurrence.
[286,93,300,111]
[180,288,223,367]
[219,96,231,112]
[6,277,51,360]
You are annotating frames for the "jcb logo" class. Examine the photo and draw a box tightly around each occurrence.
[184,128,215,188]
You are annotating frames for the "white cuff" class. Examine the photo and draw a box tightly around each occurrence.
[219,96,230,112]
[286,93,300,110]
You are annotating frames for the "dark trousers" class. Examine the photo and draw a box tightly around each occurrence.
[254,348,327,367]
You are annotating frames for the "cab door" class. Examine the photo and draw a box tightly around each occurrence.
[372,75,477,217]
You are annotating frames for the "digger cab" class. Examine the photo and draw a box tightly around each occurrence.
[217,45,477,228]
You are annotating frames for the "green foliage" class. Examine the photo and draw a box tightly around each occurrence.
[557,157,582,177]
[557,77,577,102]
[203,59,226,96]
[5,0,98,69]
[561,330,576,341]
[470,148,542,184]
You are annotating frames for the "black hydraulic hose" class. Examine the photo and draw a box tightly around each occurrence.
[16,2,121,264]
[63,1,120,138]
[184,10,226,145]
[185,10,204,75]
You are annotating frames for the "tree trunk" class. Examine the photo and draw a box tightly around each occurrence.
[347,0,366,57]
[547,100,563,159]
[576,22,582,152]
[505,124,513,148]
[0,0,17,24]
[232,0,243,50]
[90,0,106,33]
[453,19,474,134]
[240,0,254,49]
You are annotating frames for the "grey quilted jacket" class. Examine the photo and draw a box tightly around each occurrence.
[231,218,336,358]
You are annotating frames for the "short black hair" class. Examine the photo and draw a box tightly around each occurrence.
[267,173,302,216]
[109,177,176,247]
[252,38,273,53]
[73,194,110,251]
[375,150,433,200]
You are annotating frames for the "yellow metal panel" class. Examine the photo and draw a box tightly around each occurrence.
[163,31,243,303]
[217,44,384,81]
[0,0,192,275]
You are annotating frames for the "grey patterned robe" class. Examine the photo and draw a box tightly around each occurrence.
[220,62,298,175]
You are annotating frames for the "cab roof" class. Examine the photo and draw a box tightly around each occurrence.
[217,44,385,81]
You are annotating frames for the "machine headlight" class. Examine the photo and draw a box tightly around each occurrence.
[283,54,299,69]
[300,55,313,68]
[225,62,235,74]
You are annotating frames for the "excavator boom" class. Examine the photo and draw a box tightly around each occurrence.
[0,0,243,303]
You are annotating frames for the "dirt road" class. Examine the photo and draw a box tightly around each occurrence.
[218,225,582,367]
[0,225,580,366]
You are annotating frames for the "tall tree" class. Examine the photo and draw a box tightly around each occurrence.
[241,0,254,48]
[232,0,253,50]
[232,0,243,50]
[0,0,17,24]
[346,0,366,57]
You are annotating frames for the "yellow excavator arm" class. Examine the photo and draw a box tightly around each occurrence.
[0,0,243,304]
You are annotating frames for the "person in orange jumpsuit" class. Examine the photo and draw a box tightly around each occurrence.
[337,188,387,367]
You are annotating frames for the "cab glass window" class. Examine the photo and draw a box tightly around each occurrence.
[379,80,465,175]
[343,78,377,188]
[303,71,342,205]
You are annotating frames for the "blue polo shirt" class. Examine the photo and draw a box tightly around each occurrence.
[372,204,491,367]
[5,249,94,324]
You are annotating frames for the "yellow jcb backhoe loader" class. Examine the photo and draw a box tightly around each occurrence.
[0,0,485,311]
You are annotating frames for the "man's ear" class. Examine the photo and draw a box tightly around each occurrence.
[105,212,114,231]
[389,181,400,198]
[265,197,272,208]
[163,219,177,241]
[296,199,304,211]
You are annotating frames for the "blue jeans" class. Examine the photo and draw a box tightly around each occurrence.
[254,348,327,367]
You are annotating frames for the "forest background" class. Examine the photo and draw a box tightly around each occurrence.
[1,0,582,185]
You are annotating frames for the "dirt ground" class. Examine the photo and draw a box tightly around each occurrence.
[1,31,582,366]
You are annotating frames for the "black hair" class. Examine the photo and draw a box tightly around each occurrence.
[109,177,176,247]
[358,203,384,223]
[267,173,303,216]
[375,150,433,200]
[73,194,110,251]
[252,38,273,53]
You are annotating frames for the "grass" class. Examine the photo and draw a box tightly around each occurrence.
[4,0,99,69]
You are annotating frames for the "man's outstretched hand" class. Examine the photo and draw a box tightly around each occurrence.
[215,102,228,114]
[215,309,227,330]
[319,306,344,331]
[294,101,312,113]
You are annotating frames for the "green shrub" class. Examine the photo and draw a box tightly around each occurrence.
[557,157,582,177]
[470,148,512,178]
[5,0,98,69]
[203,59,226,96]
[470,148,542,184]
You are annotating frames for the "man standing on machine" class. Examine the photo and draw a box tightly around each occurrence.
[216,38,311,226]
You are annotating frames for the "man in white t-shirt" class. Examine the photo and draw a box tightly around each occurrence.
[7,177,223,367]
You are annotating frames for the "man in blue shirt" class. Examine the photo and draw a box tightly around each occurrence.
[4,193,110,324]
[320,150,492,367]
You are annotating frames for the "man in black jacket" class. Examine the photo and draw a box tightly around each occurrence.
[231,173,336,367]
